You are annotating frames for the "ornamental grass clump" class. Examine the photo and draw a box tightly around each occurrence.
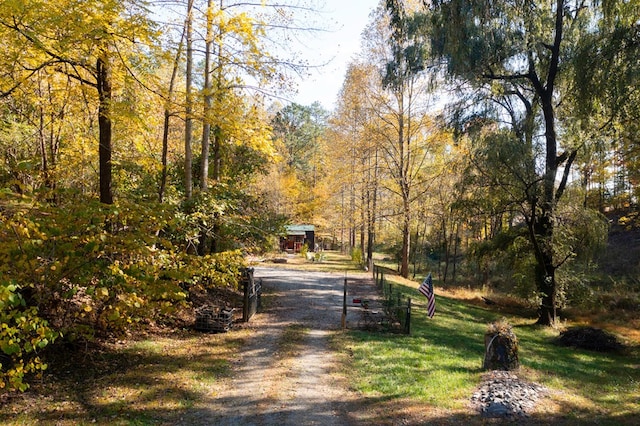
[483,318,519,371]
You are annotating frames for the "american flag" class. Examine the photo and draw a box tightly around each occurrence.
[418,273,436,318]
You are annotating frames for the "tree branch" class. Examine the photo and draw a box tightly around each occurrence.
[0,60,63,98]
[482,68,531,82]
[58,66,97,88]
[555,148,579,203]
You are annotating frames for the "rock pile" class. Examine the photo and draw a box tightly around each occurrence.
[471,370,547,419]
[556,326,625,353]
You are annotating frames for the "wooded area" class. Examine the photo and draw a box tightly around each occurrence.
[1,0,639,392]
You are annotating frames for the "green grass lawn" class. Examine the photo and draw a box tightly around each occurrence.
[334,274,640,424]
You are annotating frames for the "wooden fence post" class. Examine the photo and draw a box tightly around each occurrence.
[405,298,411,335]
[342,278,347,329]
[242,271,249,322]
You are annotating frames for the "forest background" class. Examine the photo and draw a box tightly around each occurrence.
[1,0,639,392]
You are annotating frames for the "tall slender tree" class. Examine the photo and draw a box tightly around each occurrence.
[200,0,214,190]
[332,62,381,265]
[378,0,433,277]
[184,0,195,201]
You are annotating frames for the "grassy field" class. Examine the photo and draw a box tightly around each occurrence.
[334,271,640,424]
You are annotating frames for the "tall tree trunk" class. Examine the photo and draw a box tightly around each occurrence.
[398,92,410,278]
[411,225,420,278]
[160,110,171,203]
[441,216,449,283]
[352,223,356,254]
[159,22,185,203]
[210,126,221,181]
[97,54,113,205]
[534,86,561,325]
[349,186,355,251]
[400,197,410,278]
[39,87,62,203]
[452,221,459,284]
[530,0,563,325]
[38,106,49,188]
[184,0,194,201]
[212,21,224,183]
[366,147,378,269]
[360,175,366,262]
[340,189,345,253]
[200,0,214,191]
[197,0,215,255]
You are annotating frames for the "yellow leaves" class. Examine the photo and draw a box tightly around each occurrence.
[281,172,302,200]
[107,308,121,322]
[2,0,28,13]
[11,221,31,240]
[109,260,124,276]
[125,293,143,309]
[490,80,506,96]
[219,12,256,43]
[209,6,270,87]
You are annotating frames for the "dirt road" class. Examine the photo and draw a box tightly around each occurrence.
[198,267,361,425]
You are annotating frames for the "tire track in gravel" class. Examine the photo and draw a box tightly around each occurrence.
[190,267,358,426]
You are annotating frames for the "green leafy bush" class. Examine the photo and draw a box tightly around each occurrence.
[351,246,363,267]
[0,199,186,339]
[0,280,58,391]
[180,250,245,292]
[0,193,249,390]
[173,186,287,255]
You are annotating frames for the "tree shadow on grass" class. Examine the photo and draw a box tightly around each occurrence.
[0,331,248,425]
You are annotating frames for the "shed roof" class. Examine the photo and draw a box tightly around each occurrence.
[285,224,315,235]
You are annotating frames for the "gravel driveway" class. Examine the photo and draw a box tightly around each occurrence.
[198,267,361,425]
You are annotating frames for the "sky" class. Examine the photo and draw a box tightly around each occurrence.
[291,0,380,110]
